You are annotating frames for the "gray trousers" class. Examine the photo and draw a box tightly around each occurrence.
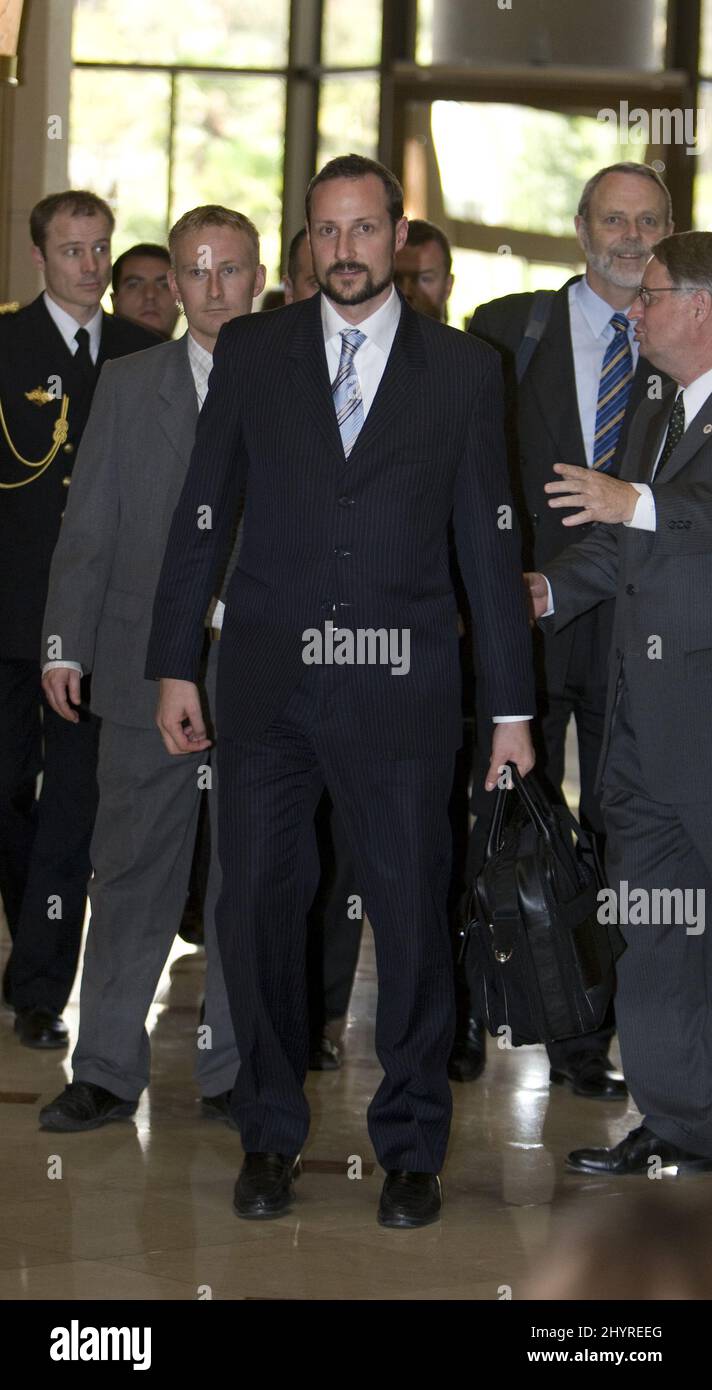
[601,679,712,1157]
[72,645,239,1100]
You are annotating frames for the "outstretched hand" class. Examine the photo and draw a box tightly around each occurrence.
[545,463,638,526]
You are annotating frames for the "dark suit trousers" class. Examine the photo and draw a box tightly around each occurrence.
[1,662,99,1012]
[306,797,362,1040]
[216,667,456,1170]
[601,679,712,1158]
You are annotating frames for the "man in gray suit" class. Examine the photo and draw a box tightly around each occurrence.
[37,205,265,1131]
[527,230,712,1174]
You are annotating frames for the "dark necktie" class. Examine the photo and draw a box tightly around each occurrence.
[593,311,634,473]
[653,393,686,479]
[73,327,97,387]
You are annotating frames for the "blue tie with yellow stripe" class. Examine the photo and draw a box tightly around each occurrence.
[593,311,634,472]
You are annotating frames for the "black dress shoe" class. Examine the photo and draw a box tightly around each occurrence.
[448,1015,486,1083]
[378,1171,442,1228]
[308,1035,341,1071]
[550,1053,628,1101]
[200,1091,231,1120]
[14,1007,68,1049]
[233,1152,301,1219]
[39,1081,137,1132]
[566,1124,712,1175]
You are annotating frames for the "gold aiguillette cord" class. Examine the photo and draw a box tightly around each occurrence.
[0,395,70,488]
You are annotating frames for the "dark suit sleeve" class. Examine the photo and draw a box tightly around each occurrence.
[145,328,247,682]
[542,524,619,632]
[452,355,535,719]
[652,478,712,556]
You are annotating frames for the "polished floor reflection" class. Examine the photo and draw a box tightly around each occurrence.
[2,736,686,1303]
[1,911,649,1302]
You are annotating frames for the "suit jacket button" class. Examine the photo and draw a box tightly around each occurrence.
[63,442,74,454]
[337,495,354,507]
[530,513,539,525]
[625,583,636,595]
[62,475,71,487]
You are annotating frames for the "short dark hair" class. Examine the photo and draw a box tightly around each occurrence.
[30,190,115,256]
[577,161,672,226]
[111,243,171,293]
[286,227,308,282]
[404,219,452,276]
[305,154,404,227]
[651,230,712,294]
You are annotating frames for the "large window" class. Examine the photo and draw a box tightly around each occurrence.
[70,0,383,286]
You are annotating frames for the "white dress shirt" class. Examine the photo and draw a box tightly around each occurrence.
[44,330,219,672]
[569,277,639,468]
[43,291,102,364]
[321,282,401,411]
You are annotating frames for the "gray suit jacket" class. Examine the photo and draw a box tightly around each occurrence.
[42,333,235,729]
[543,380,712,804]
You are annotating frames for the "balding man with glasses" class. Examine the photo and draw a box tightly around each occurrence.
[527,230,712,1176]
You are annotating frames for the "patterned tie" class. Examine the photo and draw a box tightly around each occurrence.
[332,328,366,459]
[593,312,634,472]
[653,392,686,479]
[74,326,97,387]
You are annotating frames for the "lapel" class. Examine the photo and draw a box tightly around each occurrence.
[655,383,712,485]
[156,336,198,466]
[284,289,427,467]
[524,277,586,466]
[629,384,677,484]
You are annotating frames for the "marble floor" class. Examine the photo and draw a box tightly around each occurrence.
[1,733,707,1303]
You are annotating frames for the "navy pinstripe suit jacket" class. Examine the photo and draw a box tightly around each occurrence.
[145,290,535,757]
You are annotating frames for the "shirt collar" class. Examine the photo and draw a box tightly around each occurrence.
[677,364,712,427]
[43,290,103,359]
[320,282,401,354]
[574,275,634,340]
[186,330,214,375]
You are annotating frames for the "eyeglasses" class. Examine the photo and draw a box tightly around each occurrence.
[635,285,708,307]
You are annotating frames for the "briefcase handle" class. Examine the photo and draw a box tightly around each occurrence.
[485,762,599,872]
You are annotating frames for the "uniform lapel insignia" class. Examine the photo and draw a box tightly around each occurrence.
[24,386,55,405]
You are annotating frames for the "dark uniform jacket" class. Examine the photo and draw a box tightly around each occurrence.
[0,294,157,661]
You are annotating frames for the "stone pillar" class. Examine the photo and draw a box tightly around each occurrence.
[0,0,74,304]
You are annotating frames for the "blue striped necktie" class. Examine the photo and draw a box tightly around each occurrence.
[593,311,634,472]
[332,328,366,459]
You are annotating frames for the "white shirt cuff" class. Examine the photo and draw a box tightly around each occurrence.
[542,576,555,618]
[623,482,656,531]
[492,715,532,723]
[42,660,82,675]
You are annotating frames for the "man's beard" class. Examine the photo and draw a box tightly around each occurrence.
[579,223,650,291]
[317,261,393,306]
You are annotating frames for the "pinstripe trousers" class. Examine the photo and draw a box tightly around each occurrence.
[601,679,712,1157]
[215,664,457,1171]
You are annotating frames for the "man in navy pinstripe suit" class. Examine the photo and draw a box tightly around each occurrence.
[146,155,536,1227]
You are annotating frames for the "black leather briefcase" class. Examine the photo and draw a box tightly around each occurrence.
[461,764,625,1046]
